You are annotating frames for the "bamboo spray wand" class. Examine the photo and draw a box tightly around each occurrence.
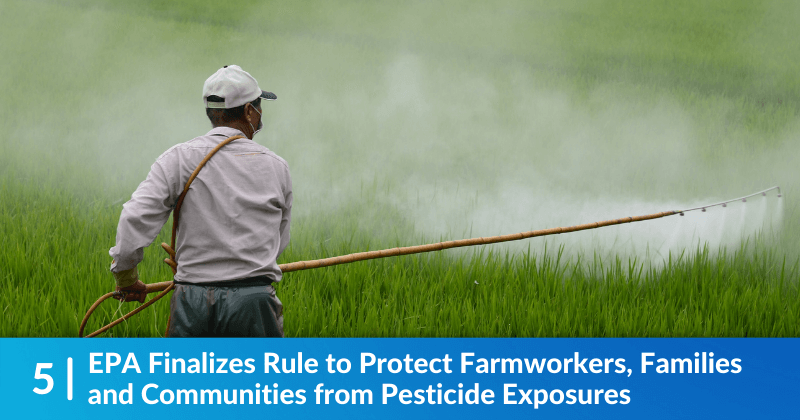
[78,136,782,337]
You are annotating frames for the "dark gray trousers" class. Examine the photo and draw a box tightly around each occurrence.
[168,278,284,337]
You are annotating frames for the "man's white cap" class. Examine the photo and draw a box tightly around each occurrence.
[203,65,276,109]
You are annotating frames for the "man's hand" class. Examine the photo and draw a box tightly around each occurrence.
[111,266,147,303]
[114,280,148,303]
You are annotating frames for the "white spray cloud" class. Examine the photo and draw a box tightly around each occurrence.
[2,1,796,264]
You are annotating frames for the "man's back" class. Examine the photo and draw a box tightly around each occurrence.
[165,127,291,283]
[110,126,292,284]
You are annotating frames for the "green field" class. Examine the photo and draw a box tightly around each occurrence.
[1,0,798,337]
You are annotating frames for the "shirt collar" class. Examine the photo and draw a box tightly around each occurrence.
[206,126,248,139]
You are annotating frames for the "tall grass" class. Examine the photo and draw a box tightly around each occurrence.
[2,170,797,337]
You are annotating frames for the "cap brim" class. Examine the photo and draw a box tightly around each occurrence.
[259,90,277,101]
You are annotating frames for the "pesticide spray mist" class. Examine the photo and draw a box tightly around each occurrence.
[0,1,797,266]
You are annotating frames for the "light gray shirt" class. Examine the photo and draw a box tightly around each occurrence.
[109,126,292,283]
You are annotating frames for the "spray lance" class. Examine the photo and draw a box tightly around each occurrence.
[78,135,783,337]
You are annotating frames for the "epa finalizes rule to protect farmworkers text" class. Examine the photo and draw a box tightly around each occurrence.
[87,351,742,408]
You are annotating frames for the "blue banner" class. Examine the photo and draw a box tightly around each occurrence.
[1,338,797,419]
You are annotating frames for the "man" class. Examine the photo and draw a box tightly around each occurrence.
[109,65,292,337]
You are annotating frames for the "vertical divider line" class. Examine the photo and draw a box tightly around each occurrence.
[67,357,73,401]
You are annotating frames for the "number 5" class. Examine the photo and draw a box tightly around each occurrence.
[33,363,54,395]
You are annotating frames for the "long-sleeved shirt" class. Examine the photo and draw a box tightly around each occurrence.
[109,126,292,283]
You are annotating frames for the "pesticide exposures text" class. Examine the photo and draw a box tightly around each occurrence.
[55,350,743,408]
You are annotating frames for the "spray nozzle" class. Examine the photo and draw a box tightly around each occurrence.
[679,212,685,216]
[722,203,727,207]
[762,192,767,196]
[742,198,747,202]
[701,208,706,212]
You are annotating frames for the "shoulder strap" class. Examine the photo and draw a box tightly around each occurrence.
[162,135,244,274]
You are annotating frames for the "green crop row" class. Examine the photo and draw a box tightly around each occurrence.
[2,171,797,337]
